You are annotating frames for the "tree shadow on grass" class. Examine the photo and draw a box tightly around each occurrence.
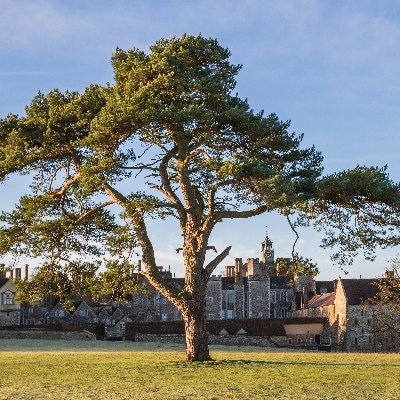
[172,359,400,368]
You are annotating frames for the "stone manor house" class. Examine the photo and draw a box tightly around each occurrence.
[129,233,294,322]
[1,233,399,351]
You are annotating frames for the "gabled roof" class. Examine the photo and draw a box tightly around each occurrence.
[71,301,84,311]
[51,302,71,314]
[97,307,111,316]
[341,279,380,305]
[307,292,335,308]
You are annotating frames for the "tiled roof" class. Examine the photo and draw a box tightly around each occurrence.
[270,276,292,289]
[316,280,336,294]
[307,292,335,308]
[341,279,380,305]
[165,277,185,289]
[283,317,327,325]
[0,278,8,288]
[221,277,235,290]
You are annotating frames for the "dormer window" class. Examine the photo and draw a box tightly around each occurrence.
[55,309,65,317]
[79,309,88,317]
[4,292,13,305]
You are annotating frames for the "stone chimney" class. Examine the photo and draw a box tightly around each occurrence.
[15,267,22,280]
[234,258,243,285]
[225,265,235,277]
[294,272,316,308]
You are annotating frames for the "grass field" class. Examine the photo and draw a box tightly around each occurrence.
[0,340,399,399]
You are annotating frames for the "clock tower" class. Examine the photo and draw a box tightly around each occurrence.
[260,229,274,268]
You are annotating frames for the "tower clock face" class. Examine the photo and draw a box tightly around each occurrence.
[266,251,272,257]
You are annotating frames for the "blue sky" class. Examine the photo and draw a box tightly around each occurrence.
[0,0,399,279]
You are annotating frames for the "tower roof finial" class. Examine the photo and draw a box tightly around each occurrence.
[262,226,272,246]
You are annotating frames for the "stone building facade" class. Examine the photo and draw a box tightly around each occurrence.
[3,232,398,351]
[129,233,289,322]
[270,276,293,318]
[293,276,400,351]
[0,277,20,325]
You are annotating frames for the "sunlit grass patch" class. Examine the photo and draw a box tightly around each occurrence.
[0,340,399,399]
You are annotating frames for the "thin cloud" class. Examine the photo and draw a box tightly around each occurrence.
[0,71,47,77]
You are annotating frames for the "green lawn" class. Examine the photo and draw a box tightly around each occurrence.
[0,340,399,399]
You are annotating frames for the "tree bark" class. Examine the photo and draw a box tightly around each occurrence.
[183,304,211,362]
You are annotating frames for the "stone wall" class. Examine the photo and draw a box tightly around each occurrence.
[334,279,348,348]
[134,333,280,347]
[0,310,20,325]
[206,277,222,319]
[133,333,326,349]
[270,289,293,318]
[248,276,270,318]
[345,305,378,351]
[293,305,338,345]
[0,329,96,340]
[234,283,244,319]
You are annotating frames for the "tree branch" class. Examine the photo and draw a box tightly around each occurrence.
[53,173,80,198]
[103,182,185,308]
[216,205,268,220]
[286,215,299,259]
[203,245,232,282]
[185,149,212,163]
[131,213,185,308]
[206,179,235,216]
[103,183,129,207]
[159,146,186,222]
[74,201,115,223]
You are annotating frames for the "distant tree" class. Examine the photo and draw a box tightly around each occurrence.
[274,255,319,282]
[92,260,142,302]
[0,263,10,278]
[1,35,400,361]
[371,258,400,349]
[14,261,98,306]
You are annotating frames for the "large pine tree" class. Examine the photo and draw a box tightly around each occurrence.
[1,35,400,361]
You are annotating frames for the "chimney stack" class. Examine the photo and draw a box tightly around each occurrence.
[234,258,243,285]
[225,265,235,277]
[0,263,5,279]
[15,268,22,280]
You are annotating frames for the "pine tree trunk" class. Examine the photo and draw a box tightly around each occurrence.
[183,305,211,362]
